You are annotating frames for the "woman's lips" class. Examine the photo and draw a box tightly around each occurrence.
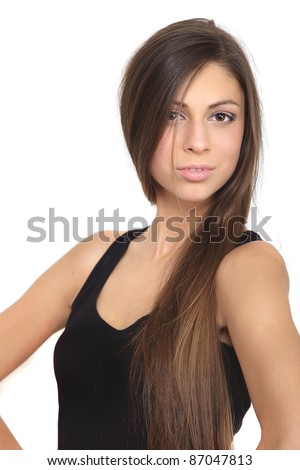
[177,166,215,182]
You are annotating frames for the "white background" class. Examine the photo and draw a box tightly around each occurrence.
[0,0,299,451]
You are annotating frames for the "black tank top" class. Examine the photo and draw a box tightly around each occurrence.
[54,227,261,450]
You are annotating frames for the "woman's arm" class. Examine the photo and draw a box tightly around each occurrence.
[216,240,300,449]
[0,230,120,448]
[0,417,22,450]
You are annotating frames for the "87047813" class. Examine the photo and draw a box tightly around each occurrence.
[188,454,253,466]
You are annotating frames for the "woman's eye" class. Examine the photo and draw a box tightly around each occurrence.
[209,112,235,123]
[168,110,185,121]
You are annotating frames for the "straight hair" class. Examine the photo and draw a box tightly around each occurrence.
[119,18,262,449]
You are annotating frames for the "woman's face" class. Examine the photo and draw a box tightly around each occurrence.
[149,62,245,212]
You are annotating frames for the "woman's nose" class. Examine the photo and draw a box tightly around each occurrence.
[183,121,209,154]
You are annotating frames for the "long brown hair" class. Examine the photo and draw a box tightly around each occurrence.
[119,18,262,449]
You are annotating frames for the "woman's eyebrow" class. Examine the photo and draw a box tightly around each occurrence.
[172,99,240,109]
[172,101,188,108]
[208,99,240,109]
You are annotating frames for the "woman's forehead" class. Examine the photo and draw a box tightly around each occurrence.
[174,62,244,107]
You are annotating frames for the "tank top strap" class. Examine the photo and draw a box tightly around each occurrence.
[237,230,262,245]
[70,226,150,313]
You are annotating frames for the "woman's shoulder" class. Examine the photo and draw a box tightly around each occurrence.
[69,229,128,276]
[217,238,288,282]
[51,229,128,308]
[81,229,128,252]
[215,238,290,324]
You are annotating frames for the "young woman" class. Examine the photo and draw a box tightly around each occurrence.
[1,18,300,450]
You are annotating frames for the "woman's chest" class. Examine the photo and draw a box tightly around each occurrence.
[95,253,170,331]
